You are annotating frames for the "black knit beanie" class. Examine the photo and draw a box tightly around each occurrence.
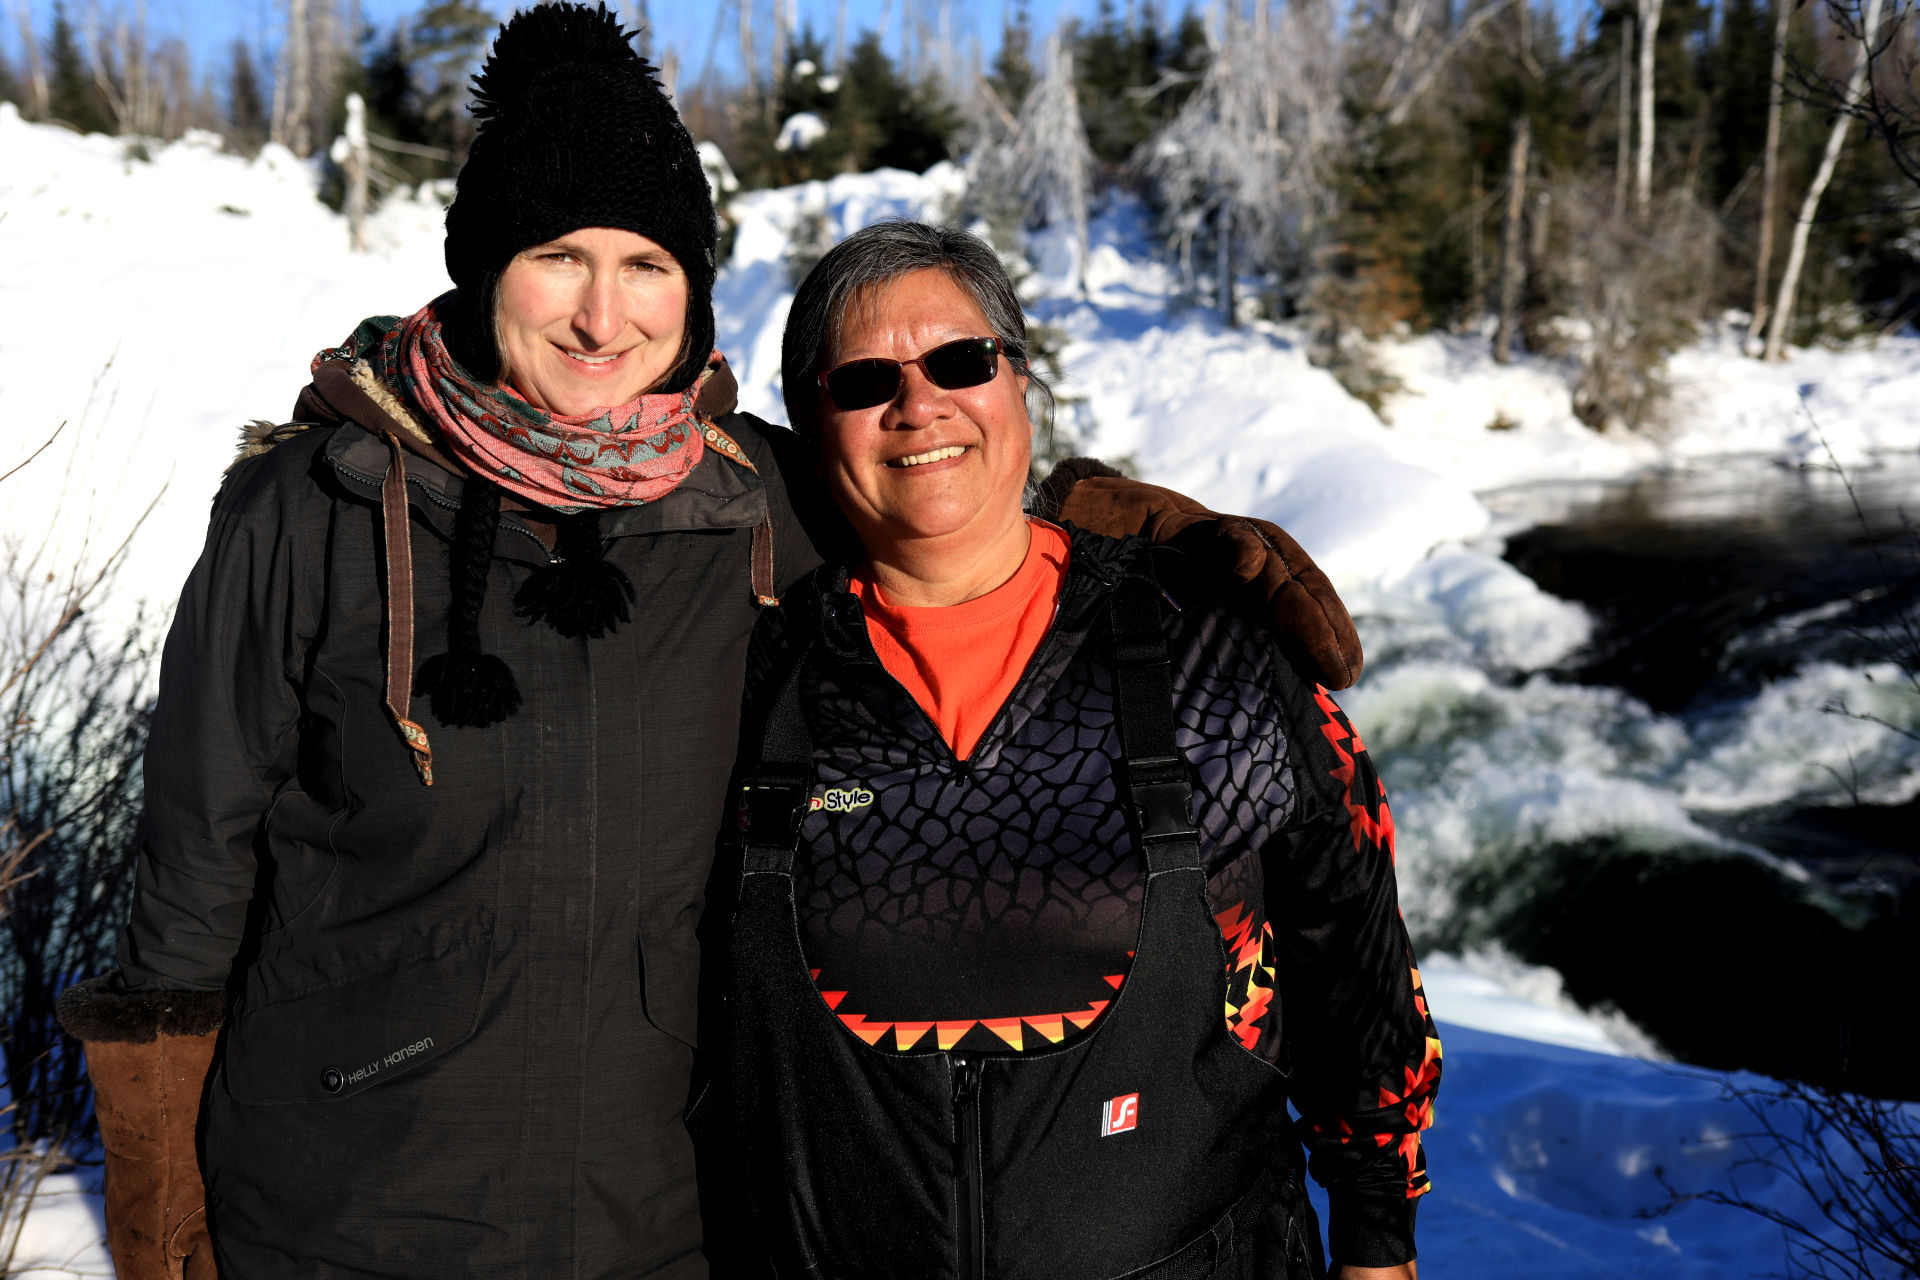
[443,2,718,393]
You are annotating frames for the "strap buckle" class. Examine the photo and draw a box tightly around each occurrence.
[1125,755,1198,845]
[739,777,809,844]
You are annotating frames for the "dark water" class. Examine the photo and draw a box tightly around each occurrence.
[1476,457,1920,1098]
[1493,456,1920,713]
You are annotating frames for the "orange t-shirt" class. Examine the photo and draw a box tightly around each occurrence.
[850,520,1072,761]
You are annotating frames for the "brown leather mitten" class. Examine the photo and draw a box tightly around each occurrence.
[1041,458,1364,690]
[59,977,226,1280]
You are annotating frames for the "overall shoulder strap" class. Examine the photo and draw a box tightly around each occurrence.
[1108,555,1203,876]
[739,642,816,876]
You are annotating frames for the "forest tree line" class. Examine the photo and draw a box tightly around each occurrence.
[3,0,1916,427]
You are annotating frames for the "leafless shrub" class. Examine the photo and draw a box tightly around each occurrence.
[0,425,162,1261]
[1544,179,1717,432]
[71,0,221,143]
[1651,1077,1920,1278]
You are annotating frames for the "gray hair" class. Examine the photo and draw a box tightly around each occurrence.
[780,220,1051,434]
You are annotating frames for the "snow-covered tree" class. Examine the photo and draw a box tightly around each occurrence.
[1013,34,1095,293]
[1139,0,1343,322]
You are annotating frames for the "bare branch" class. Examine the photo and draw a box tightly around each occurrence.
[0,423,66,488]
[1381,0,1518,126]
[1821,699,1920,743]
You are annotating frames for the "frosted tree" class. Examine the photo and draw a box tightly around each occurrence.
[1141,0,1343,323]
[1013,34,1095,293]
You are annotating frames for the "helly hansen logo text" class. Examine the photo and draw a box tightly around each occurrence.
[1100,1093,1139,1136]
[810,787,875,813]
[344,1037,436,1088]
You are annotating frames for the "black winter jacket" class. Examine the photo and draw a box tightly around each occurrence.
[118,407,820,1279]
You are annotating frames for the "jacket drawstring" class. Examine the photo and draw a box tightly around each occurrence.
[751,516,779,607]
[380,431,435,785]
[701,417,780,608]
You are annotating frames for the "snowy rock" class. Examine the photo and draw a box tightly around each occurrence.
[774,112,828,153]
[697,140,739,202]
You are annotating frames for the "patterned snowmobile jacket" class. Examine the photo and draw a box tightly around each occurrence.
[736,527,1442,1264]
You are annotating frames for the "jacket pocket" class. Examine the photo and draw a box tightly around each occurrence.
[222,928,492,1105]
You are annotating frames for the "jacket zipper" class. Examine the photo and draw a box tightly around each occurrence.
[952,1055,984,1280]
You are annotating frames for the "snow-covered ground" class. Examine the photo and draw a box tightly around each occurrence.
[3,106,1918,1275]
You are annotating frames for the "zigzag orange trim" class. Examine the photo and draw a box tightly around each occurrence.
[1230,984,1273,1050]
[1311,686,1397,858]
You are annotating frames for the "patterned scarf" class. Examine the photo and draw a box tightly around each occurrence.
[315,293,713,513]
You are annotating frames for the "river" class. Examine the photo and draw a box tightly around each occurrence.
[1398,455,1920,1098]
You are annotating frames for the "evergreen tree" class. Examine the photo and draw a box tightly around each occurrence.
[736,29,851,187]
[1711,0,1775,201]
[837,31,954,174]
[726,28,955,187]
[0,49,20,109]
[47,2,112,134]
[987,2,1034,117]
[410,1,493,163]
[363,25,433,148]
[228,40,268,154]
[1072,1,1148,166]
[1070,1,1207,169]
[777,29,836,123]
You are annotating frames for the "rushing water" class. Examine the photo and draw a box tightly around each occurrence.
[1383,456,1920,1098]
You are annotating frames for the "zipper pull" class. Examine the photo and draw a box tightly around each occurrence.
[952,1055,979,1105]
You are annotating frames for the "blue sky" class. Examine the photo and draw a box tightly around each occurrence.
[9,0,1089,88]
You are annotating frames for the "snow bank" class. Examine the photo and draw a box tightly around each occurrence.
[1412,1023,1862,1280]
[4,1161,110,1278]
[0,103,454,636]
[1421,948,1663,1058]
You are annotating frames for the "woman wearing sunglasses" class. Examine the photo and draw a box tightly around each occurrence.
[710,221,1439,1280]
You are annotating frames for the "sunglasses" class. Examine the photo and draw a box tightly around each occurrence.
[818,337,1001,412]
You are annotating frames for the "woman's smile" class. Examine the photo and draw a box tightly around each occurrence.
[558,346,627,369]
[885,444,973,469]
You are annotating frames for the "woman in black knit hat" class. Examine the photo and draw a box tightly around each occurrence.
[57,5,1366,1278]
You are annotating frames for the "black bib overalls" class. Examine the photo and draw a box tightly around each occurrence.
[723,563,1328,1280]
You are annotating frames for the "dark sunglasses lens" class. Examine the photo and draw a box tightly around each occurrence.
[825,360,903,411]
[924,338,998,390]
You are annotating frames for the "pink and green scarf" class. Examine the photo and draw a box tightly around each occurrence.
[315,293,716,513]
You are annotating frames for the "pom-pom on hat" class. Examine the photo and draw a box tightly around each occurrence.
[444,2,717,392]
